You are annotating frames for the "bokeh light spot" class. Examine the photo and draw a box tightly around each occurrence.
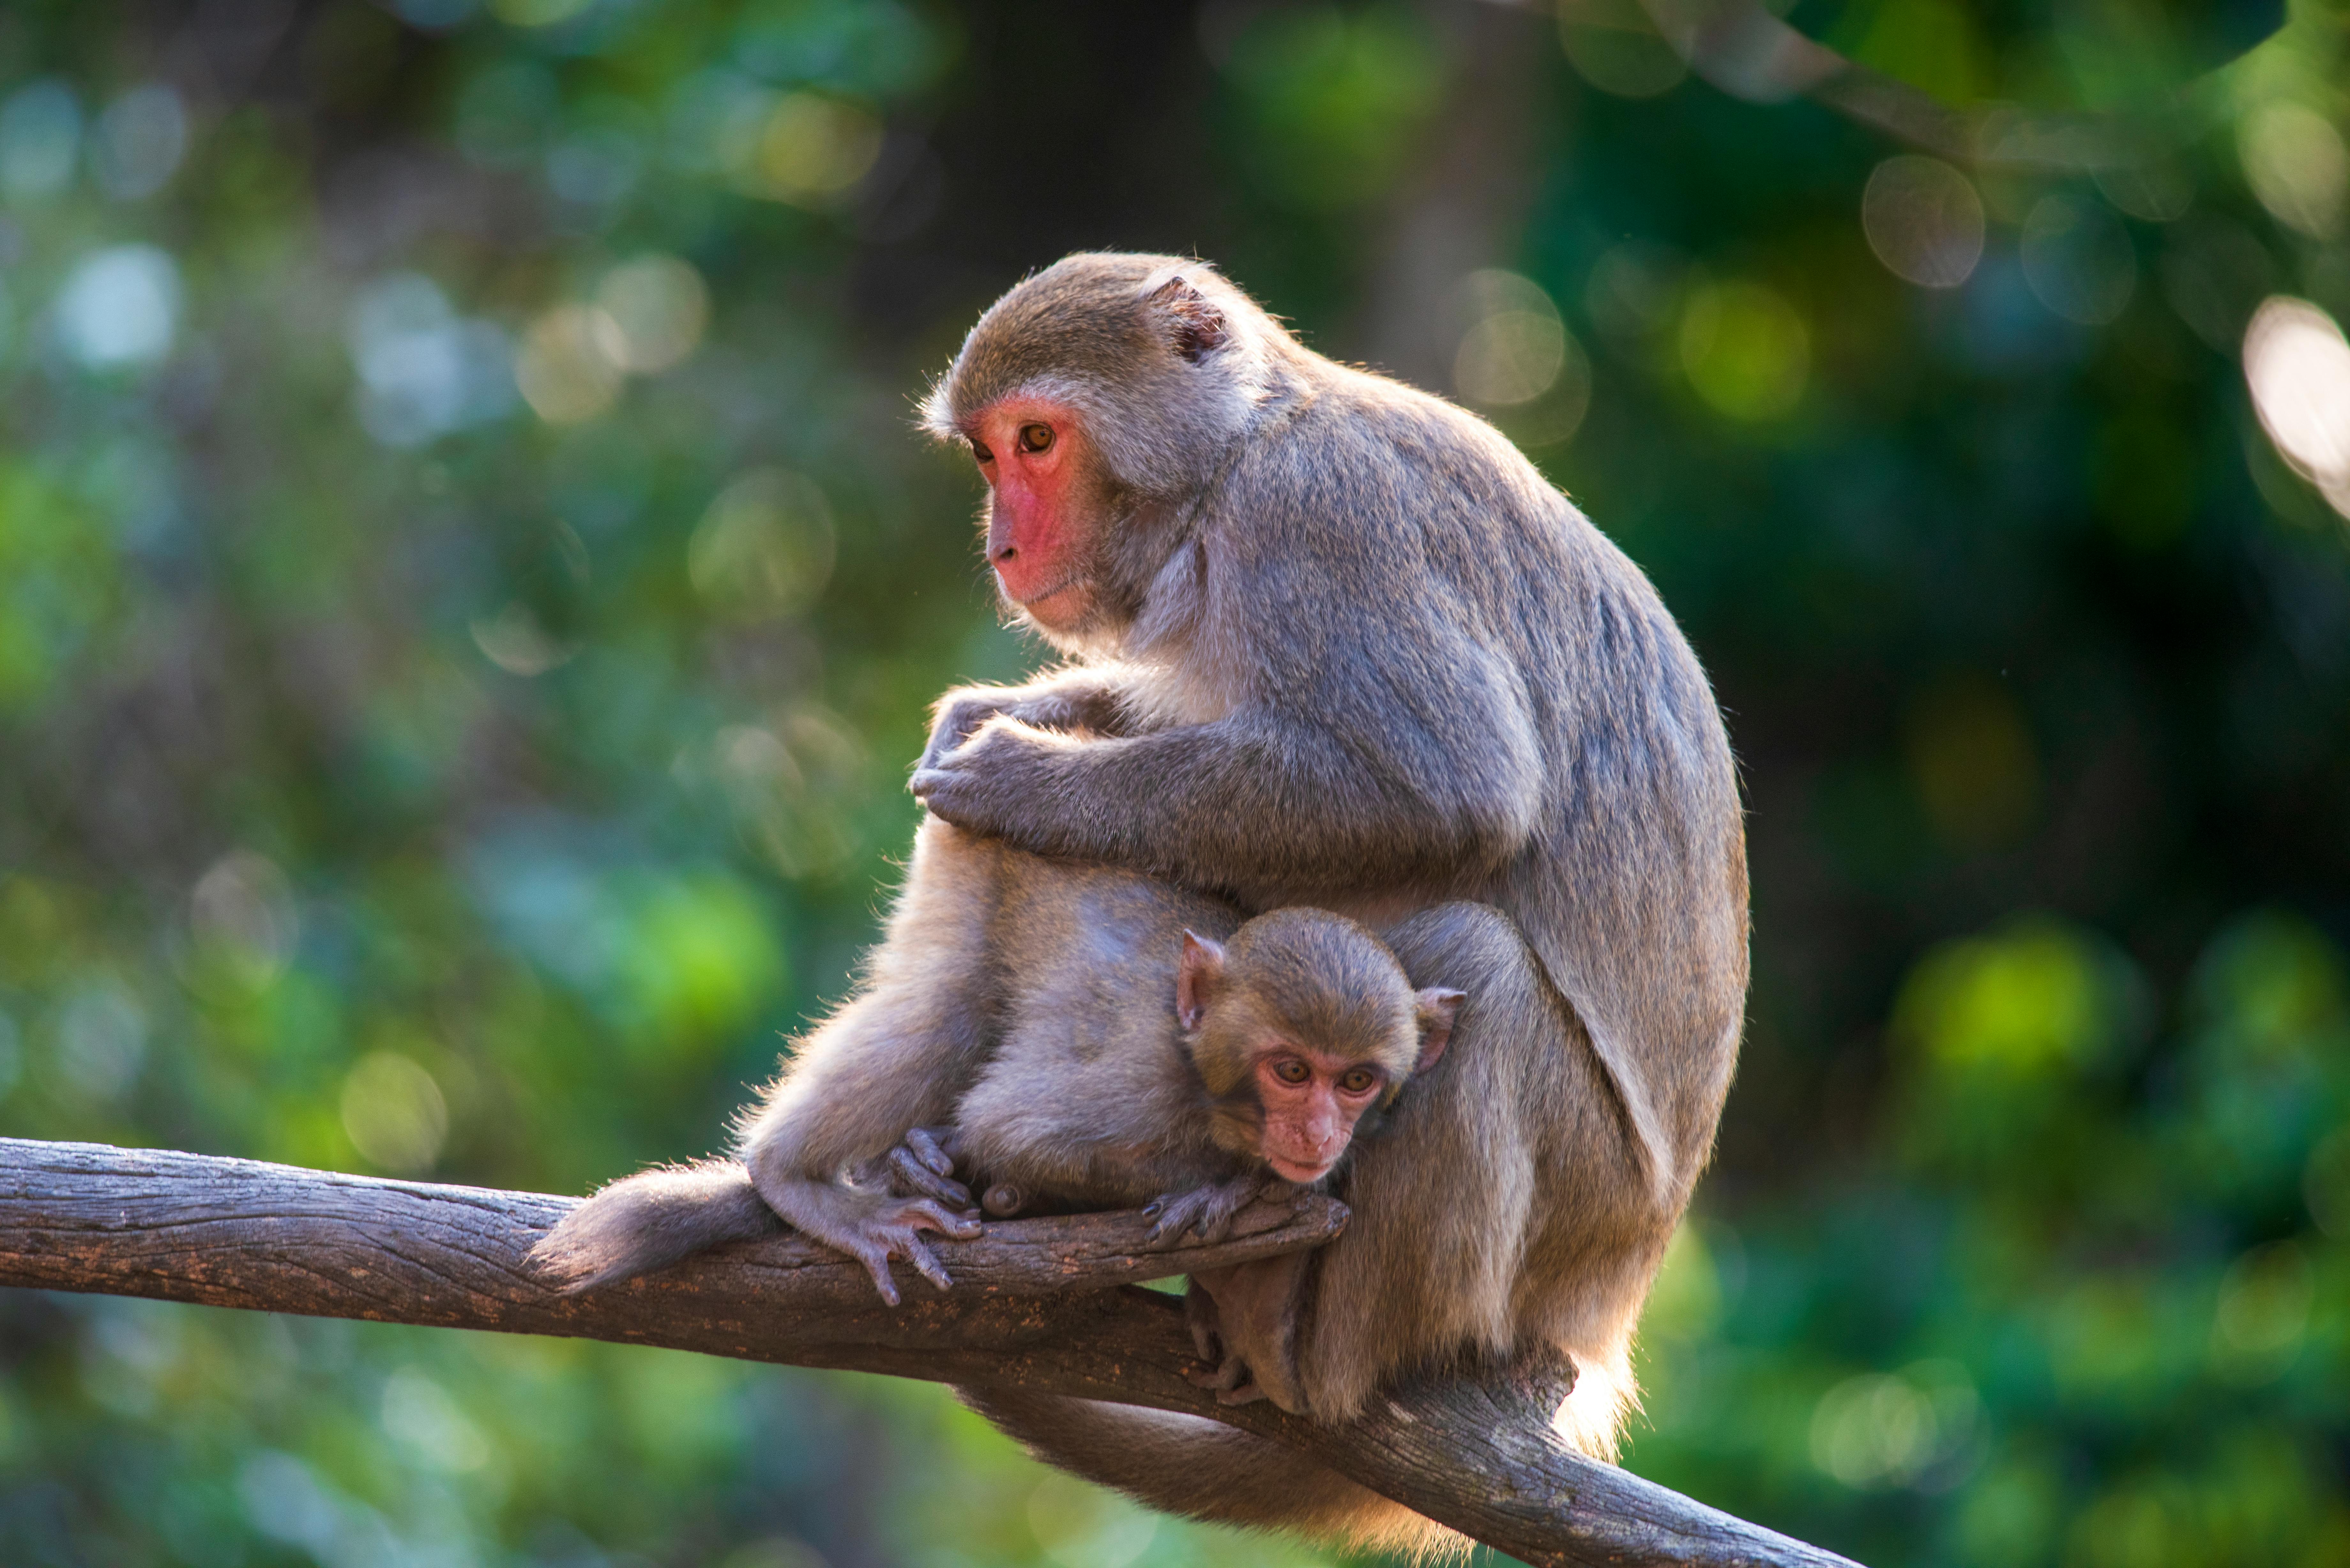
[2020,195,2136,326]
[1809,1363,1987,1495]
[90,84,187,201]
[517,303,624,424]
[1862,156,1984,289]
[1812,1374,1937,1487]
[688,468,838,619]
[0,79,81,200]
[2304,1127,2350,1236]
[591,254,709,374]
[2238,102,2347,240]
[617,875,786,1051]
[346,273,516,448]
[340,1051,448,1173]
[1679,281,1808,420]
[2093,158,2194,223]
[1558,0,1687,98]
[748,93,883,205]
[1453,269,1570,406]
[380,1367,491,1472]
[55,245,180,369]
[2242,296,2350,520]
[2211,1241,2312,1382]
[470,602,575,676]
[1898,921,2108,1078]
[52,978,148,1100]
[190,850,299,986]
[1027,1473,1157,1568]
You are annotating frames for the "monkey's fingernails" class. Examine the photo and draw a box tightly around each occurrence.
[1142,1201,1163,1219]
[863,1258,902,1308]
[907,1243,952,1292]
[906,1128,955,1176]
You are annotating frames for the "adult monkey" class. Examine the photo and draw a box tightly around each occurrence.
[910,254,1746,1551]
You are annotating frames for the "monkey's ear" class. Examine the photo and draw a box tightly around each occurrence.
[1177,929,1228,1030]
[1145,276,1230,363]
[1411,988,1466,1073]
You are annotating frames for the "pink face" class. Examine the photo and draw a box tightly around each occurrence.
[961,399,1091,631]
[1252,1044,1390,1185]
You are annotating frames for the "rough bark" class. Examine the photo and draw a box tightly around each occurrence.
[0,1137,1861,1568]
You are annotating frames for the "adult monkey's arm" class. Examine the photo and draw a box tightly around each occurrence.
[0,1137,1861,1568]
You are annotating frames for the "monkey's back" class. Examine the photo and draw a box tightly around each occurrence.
[1212,360,1748,1208]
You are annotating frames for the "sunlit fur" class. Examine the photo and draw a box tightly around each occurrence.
[908,253,1749,1554]
[530,817,1447,1299]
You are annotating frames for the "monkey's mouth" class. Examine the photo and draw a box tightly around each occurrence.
[1266,1154,1335,1185]
[1007,573,1087,613]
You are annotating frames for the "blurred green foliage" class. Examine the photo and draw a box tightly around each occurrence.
[1,0,2348,1564]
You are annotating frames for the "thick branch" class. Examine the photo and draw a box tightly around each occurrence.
[0,1138,1858,1568]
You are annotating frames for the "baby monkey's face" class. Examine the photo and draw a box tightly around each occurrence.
[1246,1038,1396,1184]
[1174,919,1464,1187]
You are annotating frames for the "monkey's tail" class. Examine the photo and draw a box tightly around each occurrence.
[958,1389,1468,1561]
[528,1159,780,1293]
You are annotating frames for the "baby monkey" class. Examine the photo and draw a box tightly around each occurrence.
[531,821,1462,1355]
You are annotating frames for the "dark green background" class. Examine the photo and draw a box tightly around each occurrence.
[2,1,2347,1563]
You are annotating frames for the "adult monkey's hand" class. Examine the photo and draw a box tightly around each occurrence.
[915,254,1749,1557]
[909,714,1073,836]
[913,674,1129,778]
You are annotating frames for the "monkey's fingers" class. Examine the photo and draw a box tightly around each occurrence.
[897,1233,954,1293]
[1195,1193,1247,1244]
[889,1196,984,1241]
[917,697,1001,773]
[1143,1190,1210,1245]
[853,1248,904,1308]
[1215,1380,1269,1407]
[902,1126,961,1178]
[906,765,951,804]
[886,1145,973,1209]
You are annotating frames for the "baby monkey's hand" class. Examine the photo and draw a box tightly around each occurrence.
[1142,1172,1285,1247]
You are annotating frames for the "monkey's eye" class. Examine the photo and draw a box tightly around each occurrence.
[968,437,995,464]
[1017,422,1055,454]
[1338,1068,1378,1096]
[1271,1059,1310,1086]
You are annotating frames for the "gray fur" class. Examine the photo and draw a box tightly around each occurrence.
[910,254,1749,1519]
[530,1159,779,1293]
[539,816,1441,1316]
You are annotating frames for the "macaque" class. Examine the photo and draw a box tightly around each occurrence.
[902,254,1748,1552]
[530,818,1462,1350]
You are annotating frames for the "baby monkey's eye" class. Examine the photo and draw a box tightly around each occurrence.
[1017,423,1054,453]
[1339,1068,1378,1095]
[1272,1059,1310,1086]
[968,437,995,463]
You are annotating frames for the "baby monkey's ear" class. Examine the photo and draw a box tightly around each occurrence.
[1412,988,1466,1072]
[1176,929,1227,1031]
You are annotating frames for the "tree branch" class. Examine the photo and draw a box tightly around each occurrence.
[0,1137,1860,1568]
